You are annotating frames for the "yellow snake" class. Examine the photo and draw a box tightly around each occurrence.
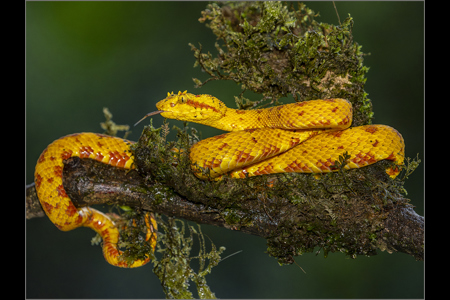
[34,90,404,268]
[138,91,404,180]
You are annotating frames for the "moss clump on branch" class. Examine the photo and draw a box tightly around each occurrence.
[152,217,224,299]
[190,1,372,125]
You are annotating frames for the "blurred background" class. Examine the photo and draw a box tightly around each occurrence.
[26,1,424,298]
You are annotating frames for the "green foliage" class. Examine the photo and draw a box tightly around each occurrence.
[100,107,131,138]
[152,217,225,299]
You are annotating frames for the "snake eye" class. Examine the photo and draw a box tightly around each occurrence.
[179,96,186,103]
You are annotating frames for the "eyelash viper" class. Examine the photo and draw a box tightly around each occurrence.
[34,133,157,268]
[34,91,404,268]
[139,91,405,180]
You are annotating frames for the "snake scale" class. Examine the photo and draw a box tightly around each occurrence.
[34,90,404,267]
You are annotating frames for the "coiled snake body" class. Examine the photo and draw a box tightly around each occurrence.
[34,133,157,268]
[34,91,404,267]
[149,91,404,180]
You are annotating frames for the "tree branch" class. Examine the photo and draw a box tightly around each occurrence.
[26,134,424,263]
[26,156,275,238]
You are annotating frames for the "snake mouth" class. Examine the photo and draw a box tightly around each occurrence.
[134,110,166,126]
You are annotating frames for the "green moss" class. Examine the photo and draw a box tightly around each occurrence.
[191,1,372,125]
[152,217,224,299]
[118,210,156,264]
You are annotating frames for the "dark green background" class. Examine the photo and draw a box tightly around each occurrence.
[26,2,424,298]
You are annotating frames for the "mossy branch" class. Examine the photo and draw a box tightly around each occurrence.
[26,123,423,263]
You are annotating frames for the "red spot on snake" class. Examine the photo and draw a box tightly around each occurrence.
[386,165,401,177]
[108,151,130,168]
[254,163,274,175]
[386,152,396,161]
[289,137,301,147]
[236,169,248,178]
[372,140,379,147]
[65,202,78,217]
[54,166,63,178]
[35,173,43,188]
[235,151,255,164]
[318,119,331,126]
[203,158,222,170]
[47,177,54,184]
[260,145,280,159]
[317,158,334,171]
[338,115,351,126]
[95,152,105,161]
[186,99,220,112]
[91,219,106,232]
[351,152,377,166]
[42,201,56,215]
[365,126,378,134]
[56,184,68,198]
[104,243,120,257]
[332,106,339,112]
[37,149,47,164]
[61,150,73,160]
[284,160,310,173]
[218,143,229,151]
[286,120,296,128]
[79,146,94,158]
[330,131,344,138]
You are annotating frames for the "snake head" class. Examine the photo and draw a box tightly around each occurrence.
[154,91,228,125]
